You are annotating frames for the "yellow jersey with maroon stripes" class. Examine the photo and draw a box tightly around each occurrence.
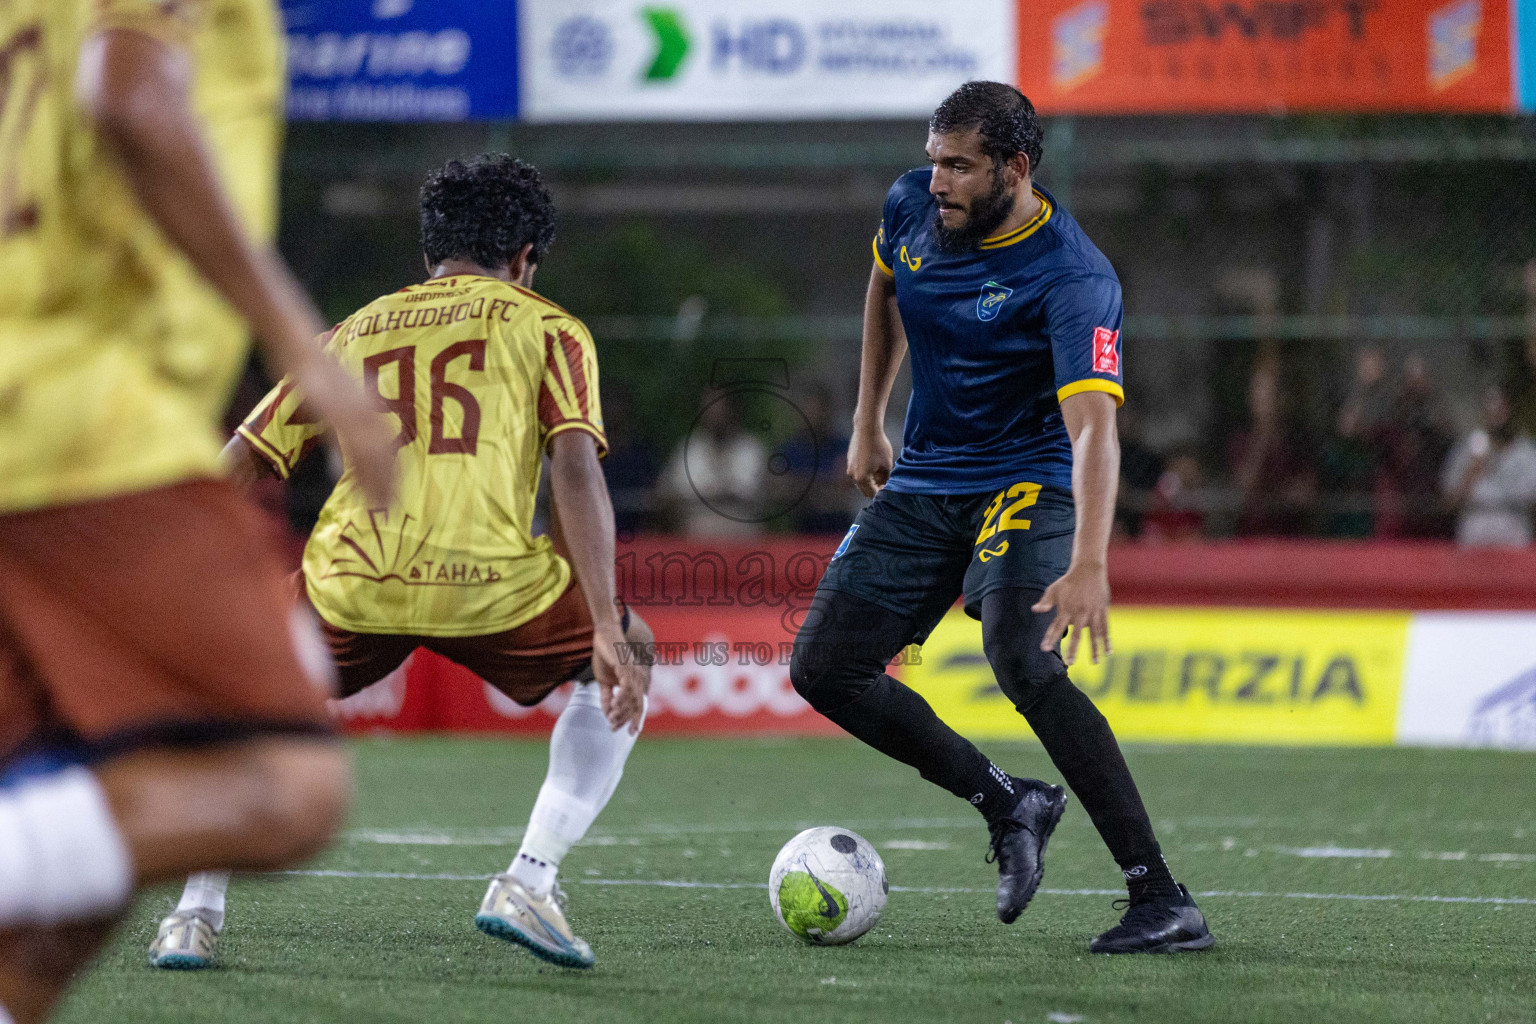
[238,275,607,637]
[0,0,283,513]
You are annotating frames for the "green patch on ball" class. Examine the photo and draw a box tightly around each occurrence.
[777,871,848,942]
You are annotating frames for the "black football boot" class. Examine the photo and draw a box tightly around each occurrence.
[988,777,1068,923]
[1089,883,1215,954]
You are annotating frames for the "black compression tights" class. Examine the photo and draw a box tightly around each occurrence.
[790,587,1168,877]
[978,588,1164,870]
[790,591,1020,819]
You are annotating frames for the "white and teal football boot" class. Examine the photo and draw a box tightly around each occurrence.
[148,909,219,970]
[474,874,594,969]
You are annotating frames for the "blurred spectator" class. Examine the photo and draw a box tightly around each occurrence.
[1508,333,1536,439]
[1318,347,1385,538]
[1440,386,1536,547]
[1114,405,1165,537]
[1509,261,1536,436]
[1377,354,1454,538]
[1140,448,1206,542]
[655,393,767,538]
[774,387,858,534]
[1322,348,1455,538]
[1229,353,1319,536]
[1336,346,1393,443]
[599,386,661,536]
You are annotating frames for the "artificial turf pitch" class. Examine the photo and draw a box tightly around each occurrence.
[58,737,1535,1024]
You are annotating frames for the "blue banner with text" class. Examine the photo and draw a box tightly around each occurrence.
[282,0,518,122]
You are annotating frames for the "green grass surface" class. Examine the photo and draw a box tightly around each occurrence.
[58,737,1536,1023]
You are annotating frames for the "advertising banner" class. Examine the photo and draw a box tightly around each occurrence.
[282,0,518,121]
[325,539,1535,748]
[333,606,840,735]
[1518,0,1536,108]
[337,604,1413,746]
[519,0,1016,121]
[904,607,1410,746]
[1018,0,1514,113]
[1397,613,1536,750]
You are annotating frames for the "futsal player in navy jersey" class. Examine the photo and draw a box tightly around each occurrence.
[790,82,1213,954]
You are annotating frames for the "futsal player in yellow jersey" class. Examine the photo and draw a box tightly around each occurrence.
[152,156,653,972]
[0,0,396,1021]
[160,0,288,425]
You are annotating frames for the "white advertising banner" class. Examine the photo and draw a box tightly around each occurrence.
[519,0,1017,122]
[1396,613,1536,750]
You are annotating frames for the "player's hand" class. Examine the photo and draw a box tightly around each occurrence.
[592,622,648,734]
[846,422,894,498]
[294,353,398,508]
[1033,562,1112,667]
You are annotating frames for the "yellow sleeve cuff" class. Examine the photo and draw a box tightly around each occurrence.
[543,420,609,458]
[1057,378,1125,406]
[872,235,894,277]
[235,425,294,480]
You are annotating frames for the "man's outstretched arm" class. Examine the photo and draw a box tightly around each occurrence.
[1034,391,1119,665]
[548,431,647,733]
[75,28,395,507]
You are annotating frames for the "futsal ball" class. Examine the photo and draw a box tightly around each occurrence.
[769,827,887,945]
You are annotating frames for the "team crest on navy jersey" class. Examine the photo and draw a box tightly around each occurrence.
[977,281,1013,322]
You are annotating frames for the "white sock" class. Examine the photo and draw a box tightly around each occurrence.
[176,871,232,932]
[0,999,13,1024]
[0,767,134,927]
[507,682,644,894]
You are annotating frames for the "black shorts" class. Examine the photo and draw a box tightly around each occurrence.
[814,481,1075,644]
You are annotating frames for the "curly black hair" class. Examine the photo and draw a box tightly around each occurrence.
[419,154,556,270]
[929,81,1044,174]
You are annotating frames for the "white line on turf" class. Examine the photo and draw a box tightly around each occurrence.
[273,870,1536,905]
[352,813,1536,842]
[290,870,491,881]
[1274,846,1394,859]
[343,817,981,845]
[341,828,1535,866]
[345,814,1414,844]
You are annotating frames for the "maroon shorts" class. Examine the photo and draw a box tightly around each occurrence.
[321,577,597,705]
[0,481,332,765]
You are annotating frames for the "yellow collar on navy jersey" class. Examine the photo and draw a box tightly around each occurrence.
[979,190,1053,251]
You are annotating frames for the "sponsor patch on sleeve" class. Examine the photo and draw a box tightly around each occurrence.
[1092,326,1120,375]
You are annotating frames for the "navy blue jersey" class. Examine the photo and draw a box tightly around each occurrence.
[872,169,1124,494]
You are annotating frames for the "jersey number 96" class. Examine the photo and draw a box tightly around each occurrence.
[363,340,486,455]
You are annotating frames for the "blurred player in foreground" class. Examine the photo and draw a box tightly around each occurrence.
[791,83,1213,954]
[150,155,653,973]
[0,0,397,1020]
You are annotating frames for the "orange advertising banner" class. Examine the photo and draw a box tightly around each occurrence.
[1018,0,1513,113]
